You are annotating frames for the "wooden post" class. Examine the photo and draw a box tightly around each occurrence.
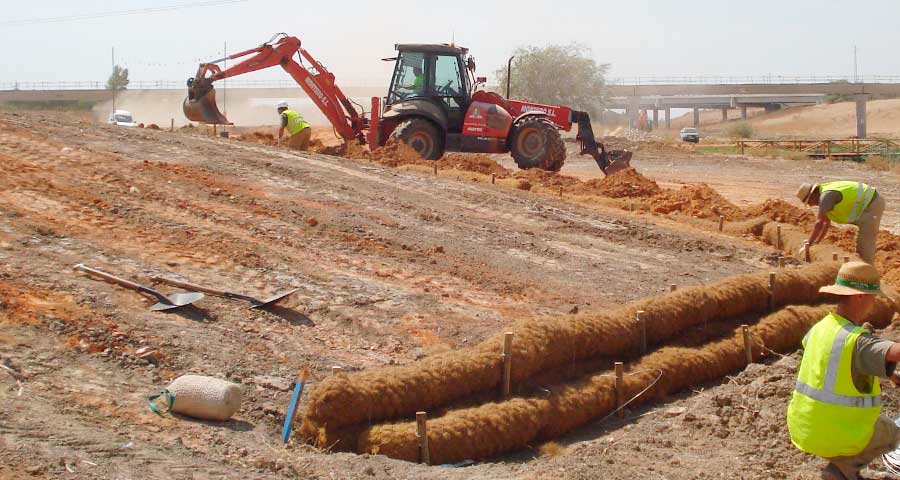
[775,225,782,250]
[768,272,776,311]
[433,163,438,175]
[558,186,563,197]
[742,325,753,364]
[804,245,811,263]
[777,255,784,268]
[331,366,343,375]
[416,412,430,465]
[718,216,725,232]
[669,284,677,292]
[637,310,647,354]
[614,362,625,418]
[844,255,850,263]
[170,118,174,132]
[739,140,745,155]
[502,332,513,397]
[491,173,496,185]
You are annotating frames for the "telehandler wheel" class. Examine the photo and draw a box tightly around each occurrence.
[510,117,566,171]
[392,118,445,160]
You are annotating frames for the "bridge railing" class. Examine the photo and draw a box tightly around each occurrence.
[606,75,900,85]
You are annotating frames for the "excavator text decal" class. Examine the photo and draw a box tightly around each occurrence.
[305,78,329,107]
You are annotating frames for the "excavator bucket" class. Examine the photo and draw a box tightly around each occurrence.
[604,150,633,176]
[183,84,231,125]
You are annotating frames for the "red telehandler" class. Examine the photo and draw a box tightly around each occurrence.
[184,33,631,174]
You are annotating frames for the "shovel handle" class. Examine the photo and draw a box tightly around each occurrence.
[150,276,228,297]
[73,264,146,293]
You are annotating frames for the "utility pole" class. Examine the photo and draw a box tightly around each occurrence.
[223,41,227,132]
[853,45,859,83]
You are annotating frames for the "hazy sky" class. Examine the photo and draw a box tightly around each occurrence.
[3,0,900,85]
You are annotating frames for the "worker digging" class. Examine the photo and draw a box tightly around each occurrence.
[796,181,885,264]
[276,100,312,151]
[788,261,900,480]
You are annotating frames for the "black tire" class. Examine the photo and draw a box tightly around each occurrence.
[509,117,566,171]
[391,118,445,160]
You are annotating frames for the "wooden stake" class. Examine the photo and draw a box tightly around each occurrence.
[833,253,839,261]
[804,246,811,263]
[637,310,647,354]
[777,255,784,268]
[768,272,776,311]
[331,366,343,375]
[433,163,438,175]
[669,284,677,292]
[718,215,725,232]
[491,173,496,185]
[170,118,174,132]
[614,362,625,418]
[775,225,782,250]
[742,325,753,364]
[502,332,513,397]
[844,255,850,263]
[416,412,430,465]
[558,186,563,197]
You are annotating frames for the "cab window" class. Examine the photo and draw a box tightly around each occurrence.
[389,52,426,103]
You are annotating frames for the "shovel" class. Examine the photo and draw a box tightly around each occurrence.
[150,276,299,310]
[73,264,204,311]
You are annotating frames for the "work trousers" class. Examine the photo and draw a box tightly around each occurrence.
[287,127,311,151]
[854,193,885,264]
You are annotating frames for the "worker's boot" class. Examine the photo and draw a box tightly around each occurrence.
[822,463,852,480]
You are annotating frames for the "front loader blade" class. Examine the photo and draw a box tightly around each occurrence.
[183,87,231,125]
[604,150,632,176]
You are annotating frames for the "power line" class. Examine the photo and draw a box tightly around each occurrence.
[0,0,249,27]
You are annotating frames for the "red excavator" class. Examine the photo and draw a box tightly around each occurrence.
[184,33,631,174]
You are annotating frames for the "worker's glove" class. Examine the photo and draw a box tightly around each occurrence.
[797,241,811,259]
[891,371,900,387]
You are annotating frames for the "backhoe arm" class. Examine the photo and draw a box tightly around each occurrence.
[185,33,366,143]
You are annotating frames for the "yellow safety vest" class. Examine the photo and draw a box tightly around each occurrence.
[787,312,881,458]
[283,110,310,136]
[820,181,876,224]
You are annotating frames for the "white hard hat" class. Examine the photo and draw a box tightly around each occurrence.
[276,100,289,110]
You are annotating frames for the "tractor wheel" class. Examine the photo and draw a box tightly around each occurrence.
[510,117,566,171]
[391,118,444,160]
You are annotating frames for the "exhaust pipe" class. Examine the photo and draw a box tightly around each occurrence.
[183,78,232,125]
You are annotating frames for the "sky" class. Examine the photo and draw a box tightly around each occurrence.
[3,0,900,86]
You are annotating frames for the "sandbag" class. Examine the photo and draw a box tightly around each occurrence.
[167,374,242,421]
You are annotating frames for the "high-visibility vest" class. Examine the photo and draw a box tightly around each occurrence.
[413,75,424,91]
[282,110,310,136]
[820,181,876,224]
[787,312,881,458]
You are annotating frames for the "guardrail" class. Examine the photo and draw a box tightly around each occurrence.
[0,80,386,91]
[736,139,900,157]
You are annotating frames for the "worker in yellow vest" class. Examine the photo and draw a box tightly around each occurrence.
[276,101,311,151]
[787,261,900,480]
[796,182,885,263]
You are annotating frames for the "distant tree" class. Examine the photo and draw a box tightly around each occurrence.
[106,65,130,91]
[494,43,608,116]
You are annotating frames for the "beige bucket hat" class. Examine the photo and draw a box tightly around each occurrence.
[796,183,818,205]
[820,261,886,296]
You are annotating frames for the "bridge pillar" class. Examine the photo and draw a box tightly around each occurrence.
[665,108,671,129]
[627,96,640,129]
[854,94,870,139]
[653,109,659,128]
[693,108,700,127]
[741,106,748,120]
[721,108,728,122]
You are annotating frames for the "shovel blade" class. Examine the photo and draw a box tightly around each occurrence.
[183,86,231,125]
[603,150,633,176]
[150,291,205,311]
[249,288,301,310]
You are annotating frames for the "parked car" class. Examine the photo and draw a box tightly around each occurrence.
[108,110,138,127]
[680,127,700,143]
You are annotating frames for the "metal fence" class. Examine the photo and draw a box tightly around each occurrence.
[0,79,386,91]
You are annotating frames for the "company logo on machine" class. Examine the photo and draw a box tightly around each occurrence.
[466,126,484,133]
[521,105,556,117]
[304,78,329,107]
[470,108,483,119]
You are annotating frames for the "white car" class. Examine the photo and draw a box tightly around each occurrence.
[108,110,138,127]
[680,127,700,143]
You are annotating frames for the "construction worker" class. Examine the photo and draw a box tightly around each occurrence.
[276,101,311,151]
[796,182,885,263]
[787,261,900,480]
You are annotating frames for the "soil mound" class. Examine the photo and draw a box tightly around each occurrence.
[513,169,582,189]
[437,153,511,177]
[238,131,276,146]
[648,183,742,218]
[573,167,661,198]
[741,199,815,225]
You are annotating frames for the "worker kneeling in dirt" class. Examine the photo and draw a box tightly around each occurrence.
[787,261,900,480]
[796,182,884,264]
[276,101,311,151]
